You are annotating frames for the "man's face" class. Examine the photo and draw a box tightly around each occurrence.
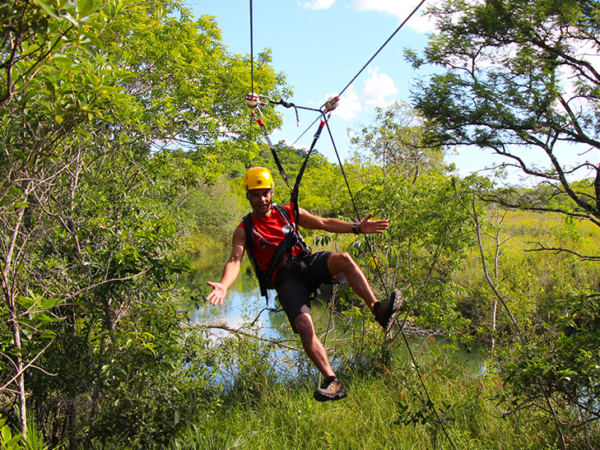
[247,188,273,215]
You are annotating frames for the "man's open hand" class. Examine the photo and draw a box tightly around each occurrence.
[360,213,388,234]
[205,281,227,306]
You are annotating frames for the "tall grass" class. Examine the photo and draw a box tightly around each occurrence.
[451,209,600,339]
[169,347,570,450]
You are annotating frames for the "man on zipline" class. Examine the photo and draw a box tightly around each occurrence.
[206,167,401,402]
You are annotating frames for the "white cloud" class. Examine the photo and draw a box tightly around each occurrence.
[322,70,398,121]
[328,86,363,120]
[362,68,398,107]
[302,0,336,10]
[282,139,309,151]
[352,0,436,32]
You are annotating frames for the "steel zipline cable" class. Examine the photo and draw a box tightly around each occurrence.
[336,0,427,99]
[249,0,254,97]
[324,120,460,450]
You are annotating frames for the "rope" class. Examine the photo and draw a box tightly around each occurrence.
[325,121,389,300]
[269,98,321,127]
[249,0,254,97]
[290,113,329,224]
[323,92,459,450]
[399,313,458,449]
[325,124,458,450]
[337,0,427,98]
[250,108,291,188]
[292,115,321,148]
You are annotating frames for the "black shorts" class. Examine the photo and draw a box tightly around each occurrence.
[273,251,337,332]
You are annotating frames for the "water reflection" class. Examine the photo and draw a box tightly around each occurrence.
[187,259,486,374]
[192,286,287,339]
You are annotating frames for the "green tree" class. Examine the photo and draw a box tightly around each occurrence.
[350,101,449,182]
[1,0,288,446]
[498,293,600,440]
[1,0,131,439]
[102,4,289,179]
[348,173,475,335]
[410,0,600,231]
[342,103,472,332]
[411,1,600,444]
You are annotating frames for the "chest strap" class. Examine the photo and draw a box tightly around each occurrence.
[243,205,309,299]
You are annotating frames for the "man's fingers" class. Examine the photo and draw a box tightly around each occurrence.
[362,212,374,222]
[210,295,224,306]
[206,281,225,306]
[206,294,222,306]
[358,213,389,234]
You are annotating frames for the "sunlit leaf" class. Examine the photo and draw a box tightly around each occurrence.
[34,0,59,19]
[53,54,73,68]
[78,0,94,17]
[41,297,62,308]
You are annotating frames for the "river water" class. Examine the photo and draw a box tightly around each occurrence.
[187,259,486,375]
[187,257,291,339]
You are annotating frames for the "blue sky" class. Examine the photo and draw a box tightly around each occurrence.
[190,1,449,155]
[190,0,582,181]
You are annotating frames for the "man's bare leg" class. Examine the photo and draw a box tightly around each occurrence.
[294,313,335,377]
[327,252,378,311]
[295,313,347,401]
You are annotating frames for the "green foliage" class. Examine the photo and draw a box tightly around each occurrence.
[0,0,288,447]
[412,0,600,226]
[100,2,289,180]
[170,426,244,450]
[4,0,600,447]
[181,178,245,255]
[175,348,571,450]
[333,304,395,375]
[0,416,22,450]
[452,205,600,337]
[0,415,51,450]
[498,293,600,425]
[216,333,280,407]
[349,101,449,180]
[348,174,475,333]
[20,414,50,450]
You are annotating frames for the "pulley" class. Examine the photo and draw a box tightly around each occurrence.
[324,94,340,112]
[245,92,260,109]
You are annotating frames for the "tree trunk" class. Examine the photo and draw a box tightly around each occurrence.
[1,202,29,438]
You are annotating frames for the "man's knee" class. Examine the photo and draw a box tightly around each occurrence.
[294,313,315,337]
[329,252,357,272]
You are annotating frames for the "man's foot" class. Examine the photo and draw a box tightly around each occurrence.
[373,289,403,330]
[313,376,348,402]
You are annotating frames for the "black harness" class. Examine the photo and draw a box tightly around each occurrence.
[244,108,330,302]
[243,204,310,299]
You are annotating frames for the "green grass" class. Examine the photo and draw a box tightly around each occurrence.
[171,351,570,450]
[450,209,600,336]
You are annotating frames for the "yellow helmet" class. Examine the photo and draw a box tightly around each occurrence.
[243,167,274,191]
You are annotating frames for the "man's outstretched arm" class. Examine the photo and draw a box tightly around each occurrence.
[206,226,246,306]
[298,208,388,235]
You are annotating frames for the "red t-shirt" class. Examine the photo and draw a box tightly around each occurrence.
[239,204,304,272]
